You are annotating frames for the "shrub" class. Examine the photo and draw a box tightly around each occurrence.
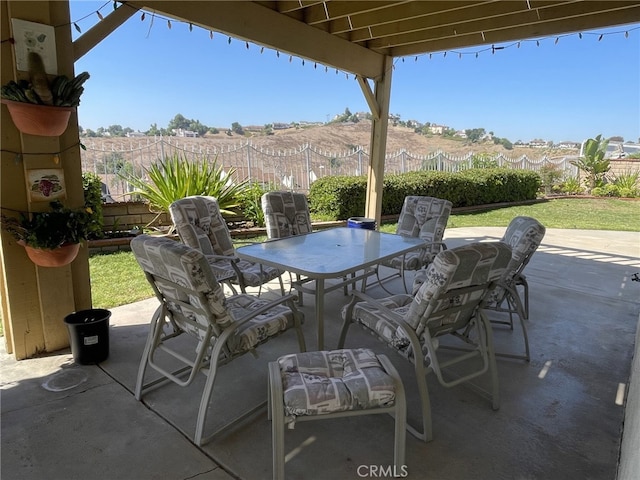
[560,177,583,195]
[237,182,271,227]
[612,170,640,198]
[308,168,541,220]
[82,172,104,239]
[539,163,564,195]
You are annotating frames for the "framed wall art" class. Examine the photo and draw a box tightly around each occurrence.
[11,18,57,74]
[27,169,66,201]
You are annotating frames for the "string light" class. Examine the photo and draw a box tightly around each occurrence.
[0,142,86,161]
[36,1,639,81]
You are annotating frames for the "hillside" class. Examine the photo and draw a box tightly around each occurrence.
[84,120,576,158]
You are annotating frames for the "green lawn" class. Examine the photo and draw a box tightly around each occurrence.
[90,198,639,309]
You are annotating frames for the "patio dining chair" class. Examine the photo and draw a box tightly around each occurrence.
[131,234,306,446]
[261,191,354,304]
[375,196,452,294]
[170,195,285,296]
[339,242,512,442]
[483,216,546,360]
[413,216,546,361]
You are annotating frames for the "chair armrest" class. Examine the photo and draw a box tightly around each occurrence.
[205,253,240,264]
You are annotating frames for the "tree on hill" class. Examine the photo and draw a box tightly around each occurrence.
[147,123,170,136]
[231,122,244,135]
[167,114,209,136]
[465,128,486,143]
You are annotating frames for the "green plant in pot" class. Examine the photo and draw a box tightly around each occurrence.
[0,201,96,267]
[0,52,89,136]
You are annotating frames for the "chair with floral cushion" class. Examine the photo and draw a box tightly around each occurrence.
[261,191,354,304]
[269,348,406,480]
[262,191,313,240]
[340,242,512,442]
[413,216,546,361]
[131,234,306,446]
[483,216,546,360]
[170,195,285,296]
[375,196,452,293]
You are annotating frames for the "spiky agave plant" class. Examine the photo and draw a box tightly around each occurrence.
[120,153,250,217]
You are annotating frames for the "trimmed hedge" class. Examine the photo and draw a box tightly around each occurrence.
[308,168,541,220]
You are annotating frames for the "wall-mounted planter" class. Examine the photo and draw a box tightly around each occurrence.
[20,242,80,267]
[1,99,73,136]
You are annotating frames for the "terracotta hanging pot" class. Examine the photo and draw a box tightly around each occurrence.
[20,242,80,267]
[1,99,74,136]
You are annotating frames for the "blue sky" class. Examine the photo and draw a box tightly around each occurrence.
[70,1,640,144]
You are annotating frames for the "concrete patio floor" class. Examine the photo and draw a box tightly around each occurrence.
[2,227,639,480]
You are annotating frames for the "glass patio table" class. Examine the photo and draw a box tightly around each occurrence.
[236,227,426,349]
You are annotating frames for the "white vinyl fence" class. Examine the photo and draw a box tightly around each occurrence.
[81,136,578,198]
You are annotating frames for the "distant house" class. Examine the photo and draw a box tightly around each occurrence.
[455,130,467,139]
[428,124,447,135]
[126,131,146,137]
[556,141,579,149]
[173,128,198,138]
[272,123,291,130]
[529,139,549,148]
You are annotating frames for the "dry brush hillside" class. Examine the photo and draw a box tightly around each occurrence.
[85,120,575,159]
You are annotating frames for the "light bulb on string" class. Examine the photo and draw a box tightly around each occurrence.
[96,11,104,21]
[167,20,171,29]
[141,12,145,21]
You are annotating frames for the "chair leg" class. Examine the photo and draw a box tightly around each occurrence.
[400,264,410,294]
[506,287,531,361]
[408,358,433,442]
[378,355,407,469]
[375,266,401,295]
[294,273,304,306]
[278,275,285,296]
[479,311,500,411]
[135,306,163,400]
[269,362,286,480]
[194,356,221,446]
